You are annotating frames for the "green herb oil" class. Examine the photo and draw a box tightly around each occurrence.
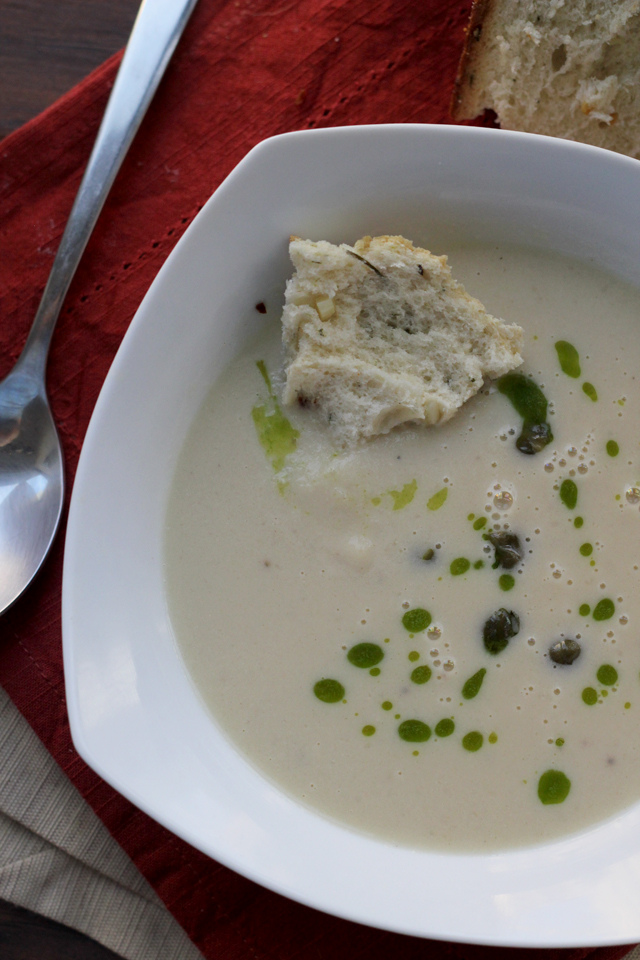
[554,340,581,378]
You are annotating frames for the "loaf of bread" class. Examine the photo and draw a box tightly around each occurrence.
[452,0,640,160]
[281,235,523,444]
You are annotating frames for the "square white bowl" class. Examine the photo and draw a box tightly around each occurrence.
[63,124,640,947]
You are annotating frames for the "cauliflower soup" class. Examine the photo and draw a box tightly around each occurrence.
[165,242,640,852]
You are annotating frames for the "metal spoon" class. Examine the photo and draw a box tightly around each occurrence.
[0,0,199,613]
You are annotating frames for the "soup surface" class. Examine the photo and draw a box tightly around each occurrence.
[165,243,640,851]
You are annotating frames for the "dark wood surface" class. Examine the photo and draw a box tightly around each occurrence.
[0,0,140,139]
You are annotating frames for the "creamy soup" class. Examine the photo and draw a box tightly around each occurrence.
[165,244,640,852]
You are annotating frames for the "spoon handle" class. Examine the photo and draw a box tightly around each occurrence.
[17,0,199,382]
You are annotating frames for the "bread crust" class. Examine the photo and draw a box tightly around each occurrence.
[450,0,494,120]
[449,0,640,158]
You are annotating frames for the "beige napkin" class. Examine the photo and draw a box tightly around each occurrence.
[0,685,203,960]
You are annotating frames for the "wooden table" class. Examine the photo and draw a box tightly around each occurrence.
[0,0,139,139]
[1,2,142,956]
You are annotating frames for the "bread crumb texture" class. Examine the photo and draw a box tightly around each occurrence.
[281,236,523,444]
[453,0,640,159]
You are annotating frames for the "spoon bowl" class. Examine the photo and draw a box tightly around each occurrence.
[0,363,63,609]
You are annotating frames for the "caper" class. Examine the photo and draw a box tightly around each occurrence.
[483,608,520,654]
[516,421,553,455]
[485,531,523,569]
[549,638,581,665]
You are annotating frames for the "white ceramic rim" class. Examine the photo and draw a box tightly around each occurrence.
[62,124,640,948]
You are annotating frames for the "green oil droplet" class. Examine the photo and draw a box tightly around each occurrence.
[252,361,299,475]
[410,665,432,685]
[461,667,487,700]
[582,687,598,705]
[574,516,584,529]
[398,719,431,743]
[347,643,384,668]
[499,573,515,591]
[497,372,548,423]
[554,340,581,378]
[606,440,620,457]
[369,667,381,676]
[450,557,471,576]
[560,479,578,510]
[579,603,591,616]
[474,559,485,569]
[314,679,345,703]
[625,702,631,709]
[597,664,618,686]
[593,598,615,621]
[402,608,431,632]
[389,479,418,510]
[468,513,475,521]
[362,725,376,737]
[473,516,488,530]
[488,732,498,744]
[579,543,593,557]
[427,487,448,511]
[408,650,420,662]
[582,382,598,402]
[381,701,393,711]
[462,731,483,752]
[435,718,455,738]
[537,769,571,804]
[555,738,565,747]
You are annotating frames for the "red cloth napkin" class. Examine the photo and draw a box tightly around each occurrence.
[0,1,634,957]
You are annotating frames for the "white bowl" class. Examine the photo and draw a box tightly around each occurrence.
[62,124,640,948]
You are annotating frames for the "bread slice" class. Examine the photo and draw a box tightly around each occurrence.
[452,0,640,160]
[281,235,523,445]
